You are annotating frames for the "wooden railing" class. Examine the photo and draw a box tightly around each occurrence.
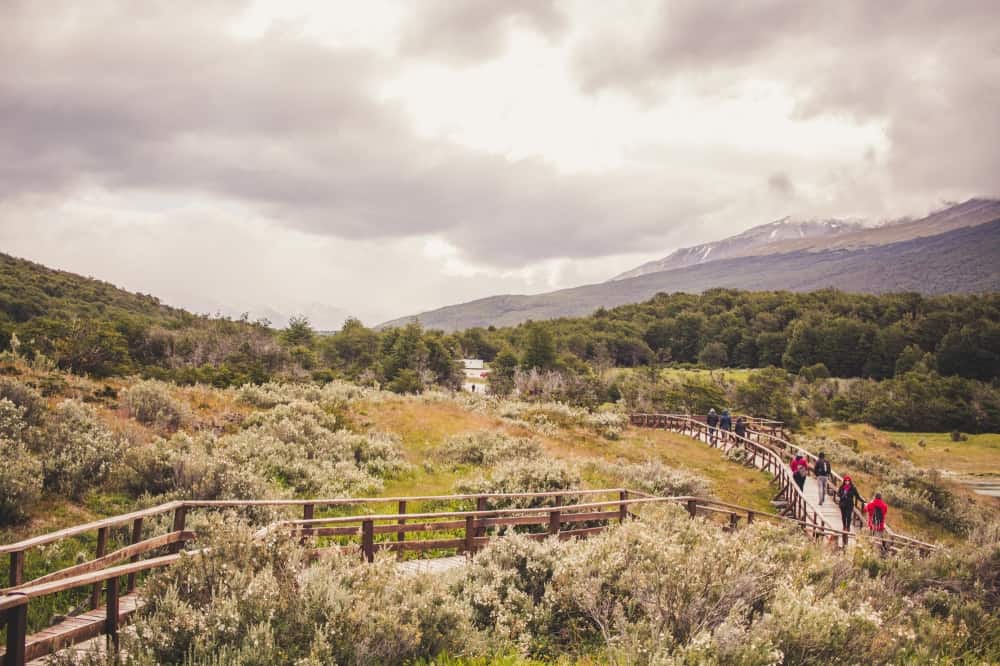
[1,484,936,665]
[630,413,937,552]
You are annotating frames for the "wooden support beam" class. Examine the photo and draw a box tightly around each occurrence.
[8,552,22,589]
[464,515,475,554]
[475,497,487,537]
[361,520,374,563]
[548,510,561,536]
[300,504,314,545]
[127,517,143,592]
[619,490,628,523]
[5,602,27,666]
[687,499,697,518]
[91,527,108,609]
[168,506,187,554]
[105,576,120,653]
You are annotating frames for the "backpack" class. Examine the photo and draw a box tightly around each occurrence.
[873,505,884,526]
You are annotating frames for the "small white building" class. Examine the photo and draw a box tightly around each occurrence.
[461,359,489,393]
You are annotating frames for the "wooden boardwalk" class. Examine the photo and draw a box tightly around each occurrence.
[3,417,937,665]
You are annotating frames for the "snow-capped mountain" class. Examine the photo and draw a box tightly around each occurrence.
[610,217,867,281]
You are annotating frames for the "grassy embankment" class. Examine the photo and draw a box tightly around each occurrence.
[804,421,1000,542]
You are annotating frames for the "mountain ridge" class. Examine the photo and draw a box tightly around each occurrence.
[379,212,1000,332]
[612,198,999,281]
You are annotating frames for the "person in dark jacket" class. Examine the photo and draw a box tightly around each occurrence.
[719,409,732,443]
[836,476,861,542]
[814,452,832,506]
[734,416,747,439]
[706,408,719,445]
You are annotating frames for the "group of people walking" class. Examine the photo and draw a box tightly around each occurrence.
[706,408,747,445]
[705,408,889,544]
[789,451,889,540]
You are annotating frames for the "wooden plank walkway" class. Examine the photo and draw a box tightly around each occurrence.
[17,593,141,663]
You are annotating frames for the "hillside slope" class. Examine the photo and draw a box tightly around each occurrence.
[380,216,1000,331]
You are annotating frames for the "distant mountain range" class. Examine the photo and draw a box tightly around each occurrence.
[379,198,1000,331]
[611,217,867,281]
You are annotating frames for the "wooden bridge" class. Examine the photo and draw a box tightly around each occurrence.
[629,413,935,550]
[1,419,936,664]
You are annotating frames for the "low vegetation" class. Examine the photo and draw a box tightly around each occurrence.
[52,506,1000,665]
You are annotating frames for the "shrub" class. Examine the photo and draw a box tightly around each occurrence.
[130,520,473,665]
[121,379,190,430]
[457,534,570,653]
[0,399,42,525]
[457,458,581,508]
[583,411,627,440]
[40,399,124,498]
[438,432,543,466]
[607,460,712,498]
[0,377,47,426]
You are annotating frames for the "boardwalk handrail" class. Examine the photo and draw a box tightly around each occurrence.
[630,412,937,551]
[1,487,935,664]
[630,413,831,533]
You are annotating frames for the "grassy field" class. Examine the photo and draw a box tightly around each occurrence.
[357,397,775,513]
[809,421,1000,475]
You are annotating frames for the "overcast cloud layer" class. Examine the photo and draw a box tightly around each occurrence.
[1,0,997,327]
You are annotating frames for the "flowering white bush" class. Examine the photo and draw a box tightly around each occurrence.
[129,519,473,665]
[42,399,124,498]
[438,431,543,466]
[0,399,42,525]
[457,458,581,509]
[606,460,712,498]
[122,379,190,429]
[584,410,627,440]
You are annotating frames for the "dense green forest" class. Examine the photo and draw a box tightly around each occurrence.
[3,253,998,430]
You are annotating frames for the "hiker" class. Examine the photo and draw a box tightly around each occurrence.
[734,416,747,439]
[719,409,732,443]
[706,408,719,445]
[790,454,808,491]
[836,476,861,542]
[866,492,888,533]
[814,451,832,506]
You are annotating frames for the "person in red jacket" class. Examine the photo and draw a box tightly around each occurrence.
[790,454,809,491]
[866,492,888,533]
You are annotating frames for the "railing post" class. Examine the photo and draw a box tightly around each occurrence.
[475,496,487,538]
[302,504,315,543]
[729,513,739,530]
[747,511,754,525]
[127,517,143,592]
[105,575,120,653]
[465,515,476,554]
[619,490,628,523]
[361,519,374,563]
[168,505,187,554]
[8,550,23,588]
[5,602,27,666]
[397,500,407,553]
[548,509,561,537]
[91,526,109,608]
[686,499,697,518]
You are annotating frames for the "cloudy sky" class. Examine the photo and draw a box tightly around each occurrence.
[2,0,997,328]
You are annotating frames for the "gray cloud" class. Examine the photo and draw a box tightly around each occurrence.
[398,0,567,64]
[767,172,795,199]
[572,0,1000,199]
[0,0,707,266]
